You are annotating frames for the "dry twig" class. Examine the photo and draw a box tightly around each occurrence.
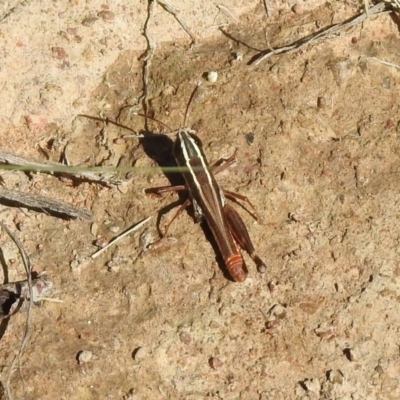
[0,189,92,220]
[158,0,196,45]
[263,0,271,18]
[217,5,239,24]
[251,2,390,65]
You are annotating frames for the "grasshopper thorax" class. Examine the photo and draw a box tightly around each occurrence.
[173,129,205,167]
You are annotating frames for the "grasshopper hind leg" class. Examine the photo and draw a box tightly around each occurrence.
[223,203,267,274]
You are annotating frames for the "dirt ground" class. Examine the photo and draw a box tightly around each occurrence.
[1,1,400,399]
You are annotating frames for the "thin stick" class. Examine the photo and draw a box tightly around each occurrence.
[158,0,196,45]
[363,56,400,70]
[0,189,92,220]
[91,216,152,259]
[217,5,239,24]
[0,222,32,400]
[263,0,270,18]
[251,2,390,65]
[36,297,63,303]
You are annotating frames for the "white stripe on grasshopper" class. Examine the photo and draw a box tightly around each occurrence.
[179,130,226,222]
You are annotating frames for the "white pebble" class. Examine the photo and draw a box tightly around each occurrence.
[207,71,218,83]
[78,350,93,364]
[90,223,99,236]
[133,346,148,360]
[234,52,243,61]
[109,225,120,233]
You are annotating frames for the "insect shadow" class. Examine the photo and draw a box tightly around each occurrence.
[0,248,13,340]
[138,132,189,236]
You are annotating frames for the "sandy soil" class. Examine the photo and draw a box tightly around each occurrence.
[1,1,400,399]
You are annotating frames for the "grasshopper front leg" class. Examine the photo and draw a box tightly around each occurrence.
[145,185,192,238]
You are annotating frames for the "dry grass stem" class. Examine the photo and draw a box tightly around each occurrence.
[0,150,120,185]
[91,216,152,259]
[0,222,33,400]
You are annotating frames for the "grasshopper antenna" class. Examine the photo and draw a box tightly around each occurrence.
[77,113,173,137]
[132,112,173,132]
[183,82,201,127]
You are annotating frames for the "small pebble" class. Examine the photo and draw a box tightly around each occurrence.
[133,347,148,360]
[51,47,67,59]
[245,132,254,145]
[292,3,303,14]
[107,261,120,273]
[140,230,156,250]
[317,96,326,108]
[117,182,130,194]
[257,263,266,274]
[98,10,115,21]
[206,71,218,83]
[179,331,191,345]
[327,369,344,384]
[302,378,320,393]
[209,321,219,329]
[209,357,223,370]
[288,212,301,222]
[343,347,355,361]
[375,365,384,374]
[109,225,120,233]
[91,222,99,236]
[268,280,278,292]
[314,325,336,339]
[82,16,98,27]
[95,237,109,248]
[382,77,391,89]
[268,304,287,320]
[162,85,175,96]
[77,350,93,364]
[58,31,69,41]
[233,52,243,61]
[66,27,78,35]
[70,260,79,271]
[114,138,126,145]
